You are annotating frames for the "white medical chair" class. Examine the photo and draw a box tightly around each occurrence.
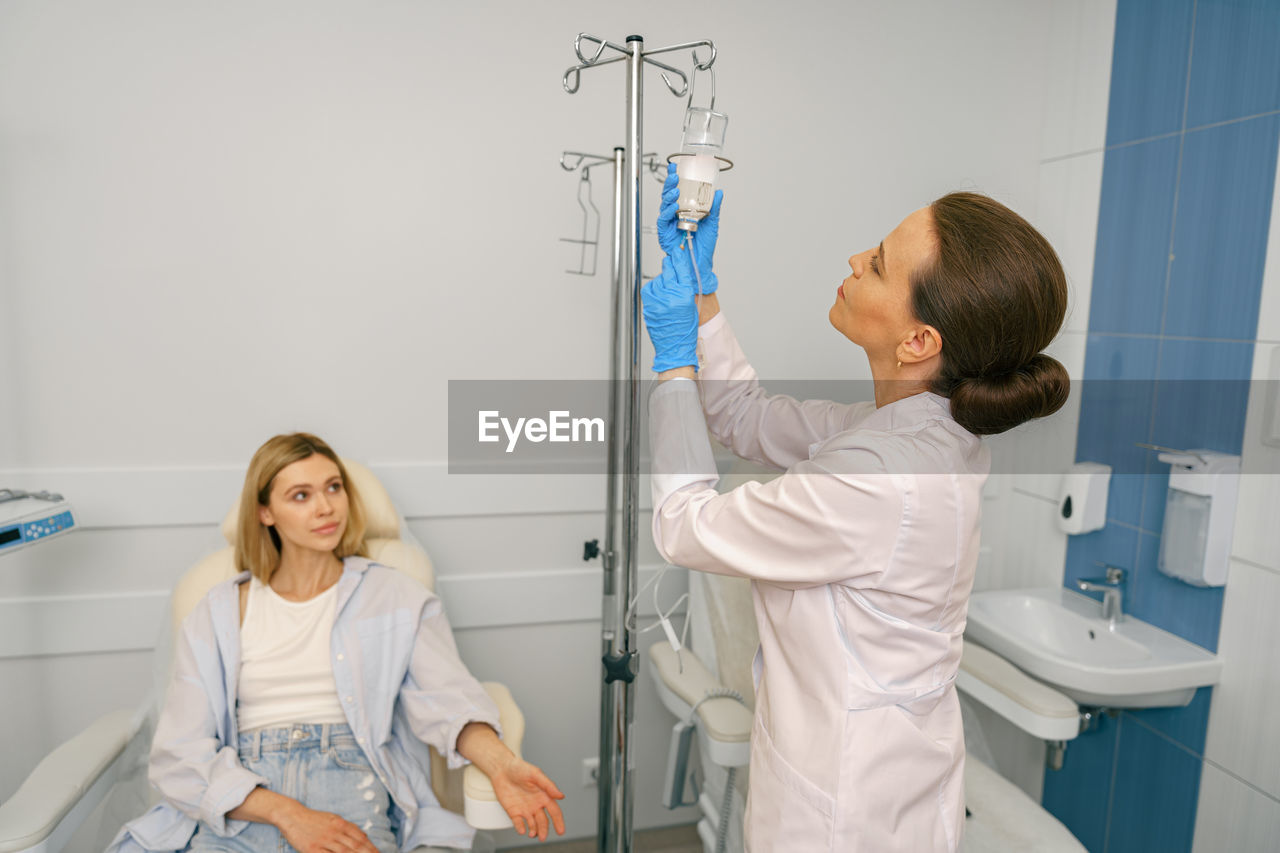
[648,465,1088,853]
[0,460,522,853]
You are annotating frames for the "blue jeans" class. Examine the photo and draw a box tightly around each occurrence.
[187,723,397,853]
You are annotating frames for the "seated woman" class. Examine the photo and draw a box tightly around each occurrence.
[109,433,565,853]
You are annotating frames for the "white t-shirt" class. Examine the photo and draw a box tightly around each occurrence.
[236,576,348,733]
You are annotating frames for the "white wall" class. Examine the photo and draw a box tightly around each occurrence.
[1192,129,1280,852]
[0,0,1067,846]
[965,0,1115,804]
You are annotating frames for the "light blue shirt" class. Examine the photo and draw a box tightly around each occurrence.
[107,557,501,853]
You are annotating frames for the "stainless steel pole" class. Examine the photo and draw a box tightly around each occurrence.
[596,145,626,853]
[597,33,645,853]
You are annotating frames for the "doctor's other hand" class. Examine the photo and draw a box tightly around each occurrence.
[642,257,700,372]
[489,756,567,842]
[657,162,722,294]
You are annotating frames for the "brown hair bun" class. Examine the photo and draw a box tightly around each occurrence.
[948,354,1070,436]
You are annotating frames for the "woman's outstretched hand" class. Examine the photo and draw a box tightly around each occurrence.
[456,721,566,842]
[488,756,567,842]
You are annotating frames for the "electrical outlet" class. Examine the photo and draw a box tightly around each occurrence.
[582,757,599,787]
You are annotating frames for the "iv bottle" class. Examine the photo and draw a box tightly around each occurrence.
[672,106,730,232]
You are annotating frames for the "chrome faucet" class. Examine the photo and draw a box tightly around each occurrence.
[1077,565,1126,630]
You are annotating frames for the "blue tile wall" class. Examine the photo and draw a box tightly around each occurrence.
[1088,139,1181,335]
[1185,0,1280,127]
[1105,0,1196,146]
[1130,531,1225,651]
[1129,687,1213,756]
[1077,336,1159,527]
[1106,719,1203,853]
[1151,339,1253,454]
[1046,0,1280,850]
[1163,117,1280,340]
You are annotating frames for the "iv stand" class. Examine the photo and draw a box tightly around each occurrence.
[562,33,717,853]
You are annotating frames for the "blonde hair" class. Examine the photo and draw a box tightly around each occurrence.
[235,432,368,582]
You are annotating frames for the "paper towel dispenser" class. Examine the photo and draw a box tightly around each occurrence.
[1057,463,1110,535]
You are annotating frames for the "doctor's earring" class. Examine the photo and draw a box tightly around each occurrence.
[896,361,902,369]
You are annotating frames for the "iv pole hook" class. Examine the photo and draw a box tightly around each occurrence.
[686,65,716,112]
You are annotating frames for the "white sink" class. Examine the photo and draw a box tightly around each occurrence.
[964,587,1222,708]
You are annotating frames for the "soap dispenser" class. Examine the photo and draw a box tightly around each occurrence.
[1156,450,1240,587]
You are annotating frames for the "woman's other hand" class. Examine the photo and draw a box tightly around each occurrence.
[657,162,722,294]
[489,756,567,842]
[275,802,379,853]
[230,786,378,853]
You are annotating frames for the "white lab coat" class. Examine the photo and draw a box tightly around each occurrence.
[649,313,990,852]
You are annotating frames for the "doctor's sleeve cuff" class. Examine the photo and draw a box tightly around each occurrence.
[698,311,728,335]
[649,378,719,525]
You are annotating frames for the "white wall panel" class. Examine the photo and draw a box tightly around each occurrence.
[1039,0,1117,162]
[0,562,685,660]
[1202,559,1280,800]
[1004,490,1068,590]
[985,332,1085,502]
[1035,155,1106,334]
[1233,343,1280,573]
[974,475,1012,593]
[1193,124,1280,852]
[1254,137,1280,343]
[1193,761,1280,853]
[0,651,155,814]
[0,463,623,529]
[0,0,1057,471]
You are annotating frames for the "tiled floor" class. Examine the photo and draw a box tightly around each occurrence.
[499,824,702,853]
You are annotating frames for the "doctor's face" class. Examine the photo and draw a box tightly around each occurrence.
[829,207,937,354]
[257,454,349,556]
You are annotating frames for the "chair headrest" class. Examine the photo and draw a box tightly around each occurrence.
[220,458,400,545]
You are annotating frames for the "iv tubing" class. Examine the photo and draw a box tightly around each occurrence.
[687,232,704,297]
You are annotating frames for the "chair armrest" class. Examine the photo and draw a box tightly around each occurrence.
[0,709,144,853]
[958,642,1080,741]
[647,643,752,767]
[462,682,525,830]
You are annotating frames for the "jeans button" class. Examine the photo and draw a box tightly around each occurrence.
[292,729,303,740]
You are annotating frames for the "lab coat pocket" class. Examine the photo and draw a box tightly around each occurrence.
[748,715,834,851]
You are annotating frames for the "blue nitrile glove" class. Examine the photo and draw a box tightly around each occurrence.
[657,162,722,294]
[641,254,699,372]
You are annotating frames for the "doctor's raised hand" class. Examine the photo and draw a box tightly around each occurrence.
[656,161,722,297]
[642,163,724,372]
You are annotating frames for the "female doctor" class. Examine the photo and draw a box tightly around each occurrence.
[642,165,1068,852]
